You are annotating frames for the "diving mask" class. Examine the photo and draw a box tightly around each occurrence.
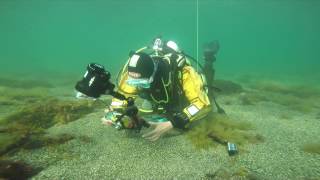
[126,77,152,89]
[126,58,158,89]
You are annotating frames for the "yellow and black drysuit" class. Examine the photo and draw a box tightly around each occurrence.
[110,52,212,129]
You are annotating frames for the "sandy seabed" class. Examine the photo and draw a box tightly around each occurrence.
[1,76,320,180]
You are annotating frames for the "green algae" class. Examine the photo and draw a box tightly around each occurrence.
[186,113,264,150]
[0,76,53,89]
[240,86,319,114]
[0,87,50,111]
[0,133,22,154]
[0,159,42,180]
[0,98,103,155]
[237,80,320,114]
[22,134,93,150]
[213,79,244,95]
[302,143,320,155]
[239,92,269,105]
[0,76,105,156]
[2,98,95,128]
[279,113,292,120]
[205,167,259,180]
[251,81,320,98]
[22,134,75,150]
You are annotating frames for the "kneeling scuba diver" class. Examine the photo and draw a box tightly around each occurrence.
[75,38,223,141]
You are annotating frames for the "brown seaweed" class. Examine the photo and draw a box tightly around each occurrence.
[0,76,53,89]
[186,113,264,150]
[205,167,260,180]
[213,79,243,95]
[239,88,319,113]
[302,143,320,154]
[0,159,42,180]
[0,98,102,156]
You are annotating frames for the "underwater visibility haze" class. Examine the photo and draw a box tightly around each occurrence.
[0,0,319,81]
[0,0,320,179]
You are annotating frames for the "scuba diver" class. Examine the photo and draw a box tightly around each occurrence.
[100,38,217,141]
[203,40,219,99]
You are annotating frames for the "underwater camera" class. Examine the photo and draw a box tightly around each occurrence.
[75,63,149,131]
[75,63,115,98]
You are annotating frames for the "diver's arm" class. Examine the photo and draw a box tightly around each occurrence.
[110,71,138,110]
[169,66,211,129]
[103,70,138,127]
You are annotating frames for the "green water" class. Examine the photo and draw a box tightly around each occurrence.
[0,0,319,81]
[1,1,320,179]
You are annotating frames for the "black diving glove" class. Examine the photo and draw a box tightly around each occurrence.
[170,112,190,129]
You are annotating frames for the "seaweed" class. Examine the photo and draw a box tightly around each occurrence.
[78,135,94,143]
[0,87,49,108]
[251,81,320,98]
[239,92,269,105]
[2,98,96,127]
[302,143,320,155]
[0,76,53,89]
[0,159,42,180]
[249,81,320,112]
[0,98,101,155]
[186,113,264,150]
[205,167,260,180]
[279,113,292,120]
[205,168,231,179]
[213,79,243,95]
[235,74,255,84]
[233,166,250,177]
[239,88,319,113]
[22,134,75,150]
[0,133,30,156]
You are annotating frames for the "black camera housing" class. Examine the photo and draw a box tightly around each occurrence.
[75,63,114,98]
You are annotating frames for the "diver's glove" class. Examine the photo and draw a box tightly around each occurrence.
[170,112,190,129]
